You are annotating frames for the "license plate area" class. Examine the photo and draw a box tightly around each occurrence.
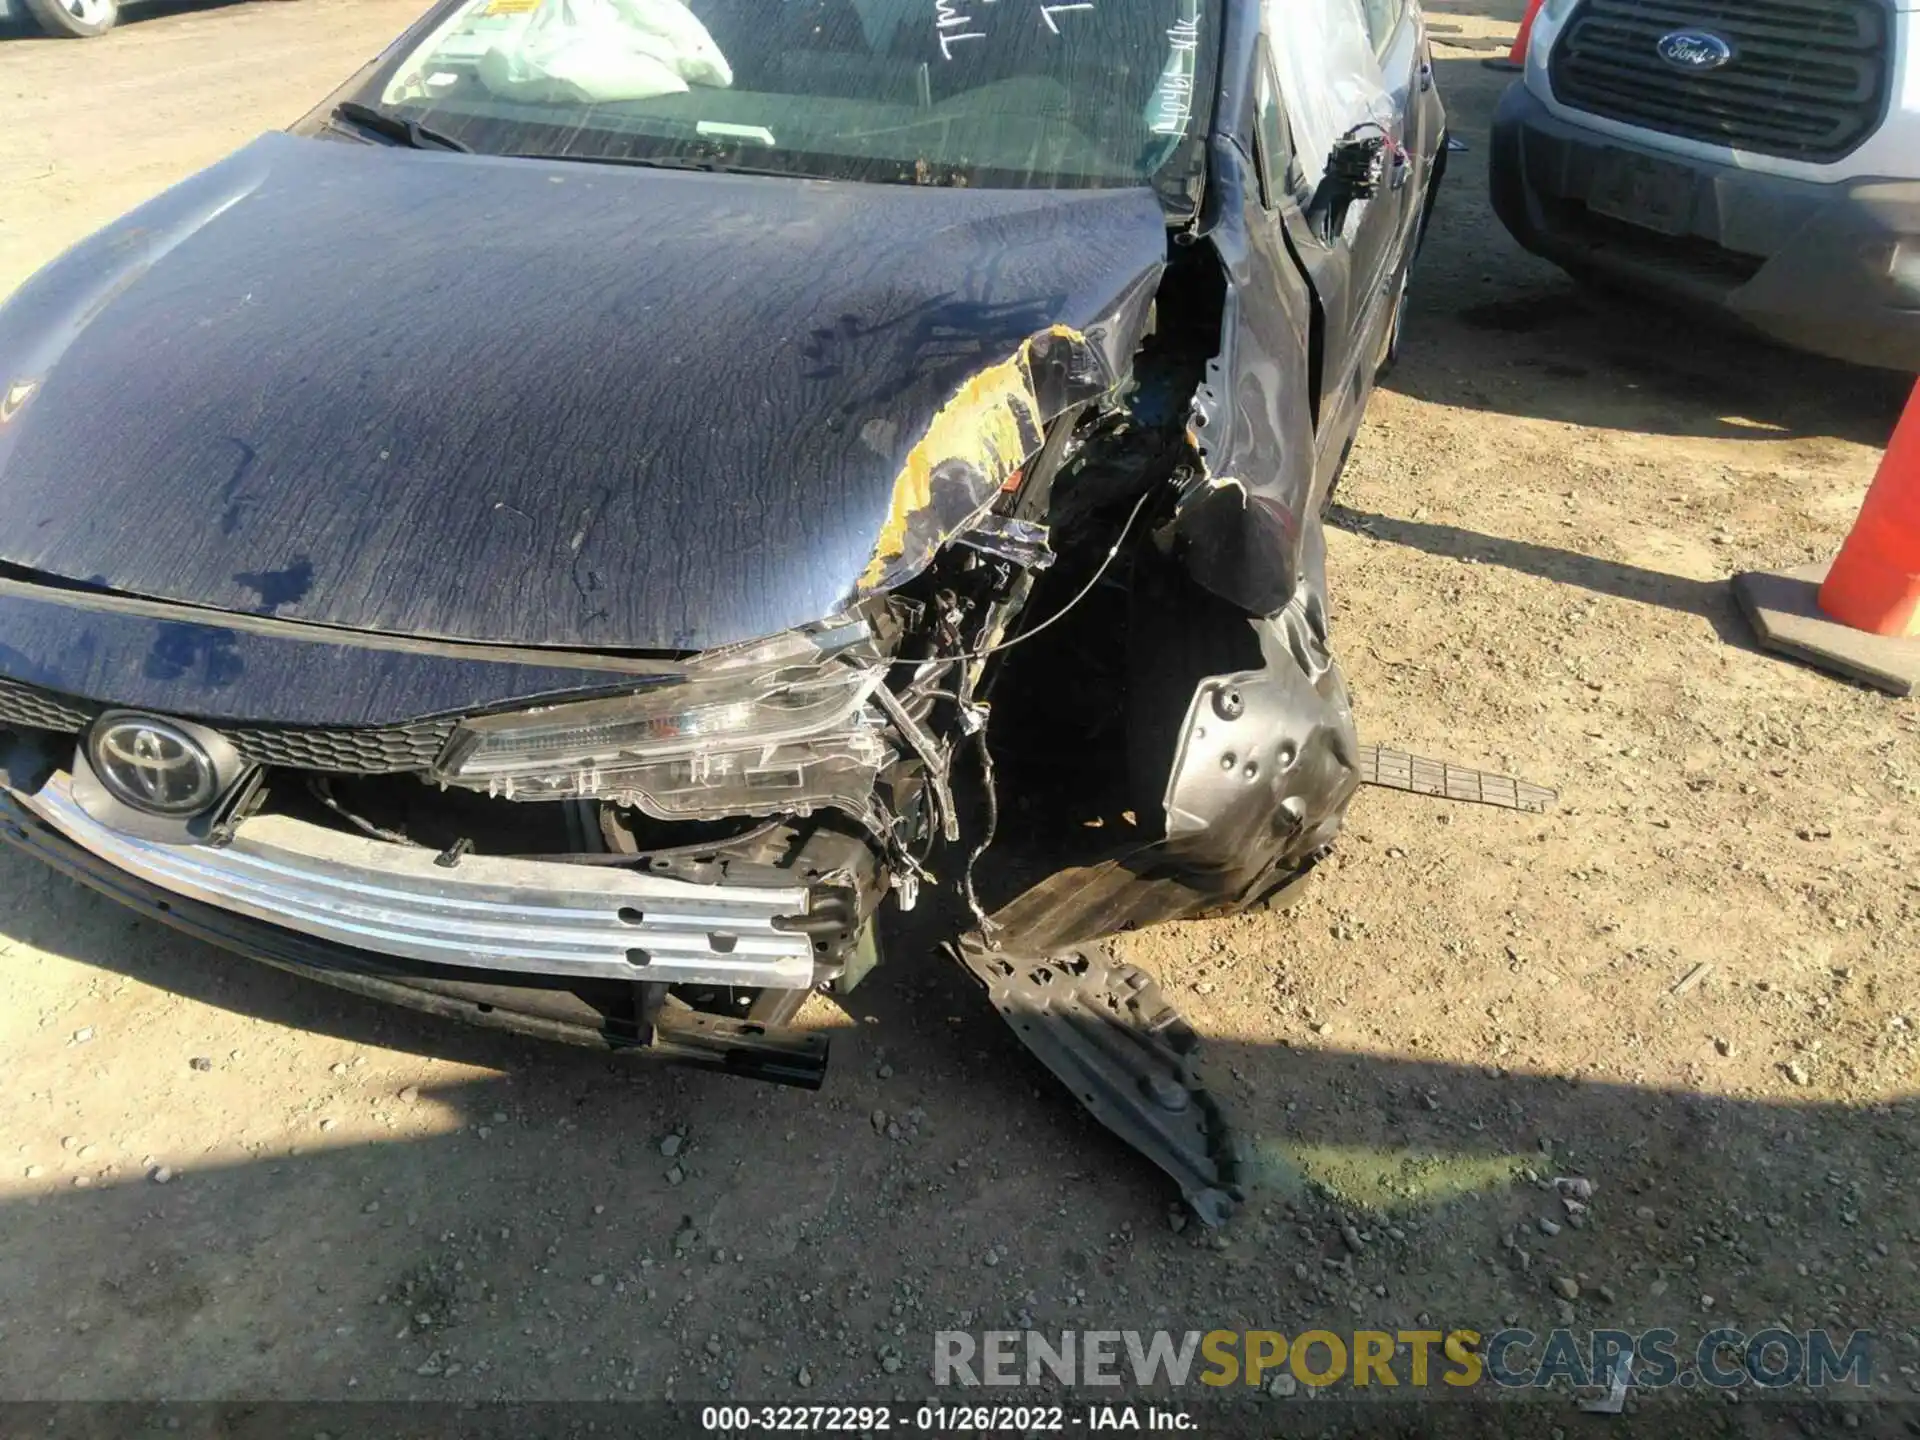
[1586,152,1698,237]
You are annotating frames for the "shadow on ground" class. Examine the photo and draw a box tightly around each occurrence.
[0,869,1913,1435]
[1327,504,1760,648]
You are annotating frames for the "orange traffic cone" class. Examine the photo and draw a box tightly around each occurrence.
[1819,381,1920,637]
[1483,0,1544,71]
[1734,382,1920,696]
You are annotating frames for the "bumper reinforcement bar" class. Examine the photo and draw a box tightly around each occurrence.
[0,782,829,1086]
[10,773,819,990]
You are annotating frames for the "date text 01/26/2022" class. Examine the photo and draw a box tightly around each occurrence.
[700,1405,1197,1431]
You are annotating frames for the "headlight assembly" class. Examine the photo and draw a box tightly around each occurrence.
[432,622,892,820]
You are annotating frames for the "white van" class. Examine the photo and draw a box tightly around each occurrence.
[1489,0,1918,372]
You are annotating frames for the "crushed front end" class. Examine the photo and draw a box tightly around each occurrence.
[0,0,1440,1214]
[0,614,917,1086]
[0,167,1365,1208]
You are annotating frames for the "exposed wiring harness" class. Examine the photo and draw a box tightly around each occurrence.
[902,488,1158,939]
[889,487,1154,669]
[961,726,1001,943]
[308,776,424,848]
[311,490,1154,925]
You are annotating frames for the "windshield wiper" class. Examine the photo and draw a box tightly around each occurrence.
[504,150,796,179]
[331,100,471,154]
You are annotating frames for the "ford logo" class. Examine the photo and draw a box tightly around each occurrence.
[1656,30,1735,69]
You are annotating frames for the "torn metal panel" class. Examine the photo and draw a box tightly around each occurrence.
[897,0,1438,956]
[854,324,1100,597]
[979,1,1389,951]
[1171,0,1424,621]
[850,259,1163,599]
[1173,141,1323,618]
[1175,198,1328,622]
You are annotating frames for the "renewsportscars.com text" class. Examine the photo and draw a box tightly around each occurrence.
[934,1327,1872,1392]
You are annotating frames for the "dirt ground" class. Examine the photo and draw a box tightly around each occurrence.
[1,2,1916,1434]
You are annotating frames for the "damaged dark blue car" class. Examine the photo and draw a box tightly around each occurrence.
[0,0,1445,1219]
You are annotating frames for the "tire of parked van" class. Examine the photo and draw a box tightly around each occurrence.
[24,0,118,37]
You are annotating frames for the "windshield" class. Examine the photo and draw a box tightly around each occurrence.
[340,0,1218,189]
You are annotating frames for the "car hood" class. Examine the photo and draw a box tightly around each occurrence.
[0,133,1166,652]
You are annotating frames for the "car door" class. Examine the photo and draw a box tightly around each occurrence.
[1349,0,1435,361]
[1257,0,1424,486]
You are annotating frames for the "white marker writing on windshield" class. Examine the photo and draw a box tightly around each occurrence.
[1151,10,1201,134]
[1039,2,1095,32]
[934,0,983,58]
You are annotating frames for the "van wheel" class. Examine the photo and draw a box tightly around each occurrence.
[25,0,118,37]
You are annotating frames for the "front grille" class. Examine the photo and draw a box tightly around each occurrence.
[223,719,456,773]
[1549,0,1893,162]
[0,675,453,775]
[0,675,97,733]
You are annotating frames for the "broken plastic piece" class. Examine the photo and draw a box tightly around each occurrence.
[954,514,1056,570]
[948,937,1245,1226]
[1323,131,1388,203]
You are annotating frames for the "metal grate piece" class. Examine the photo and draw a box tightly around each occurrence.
[1358,745,1557,813]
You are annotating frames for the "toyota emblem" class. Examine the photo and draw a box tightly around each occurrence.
[87,714,219,816]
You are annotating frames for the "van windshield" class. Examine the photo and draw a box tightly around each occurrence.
[350,0,1217,189]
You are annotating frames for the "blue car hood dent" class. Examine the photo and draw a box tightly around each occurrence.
[0,133,1166,651]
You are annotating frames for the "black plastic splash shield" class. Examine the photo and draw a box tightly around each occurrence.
[949,936,1245,1225]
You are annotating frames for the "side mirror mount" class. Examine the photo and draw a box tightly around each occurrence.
[1308,130,1388,241]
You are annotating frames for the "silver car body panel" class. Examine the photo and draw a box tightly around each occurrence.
[13,773,818,989]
